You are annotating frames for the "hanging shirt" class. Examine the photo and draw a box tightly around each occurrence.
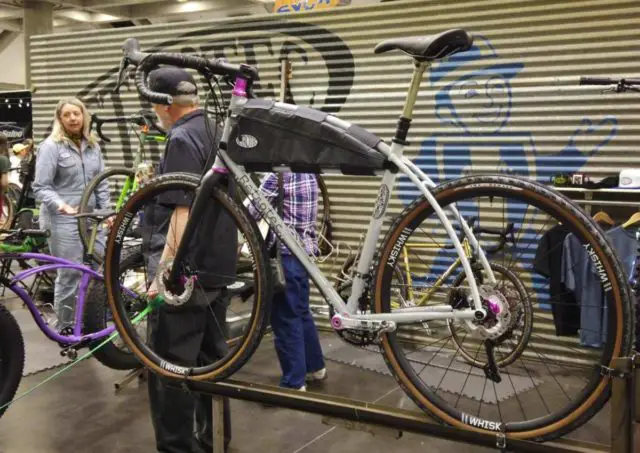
[562,233,605,347]
[606,226,637,279]
[533,224,579,336]
[562,226,638,348]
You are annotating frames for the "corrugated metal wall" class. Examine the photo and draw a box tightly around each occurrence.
[30,0,640,358]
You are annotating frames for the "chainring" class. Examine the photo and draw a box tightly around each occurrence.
[328,276,379,347]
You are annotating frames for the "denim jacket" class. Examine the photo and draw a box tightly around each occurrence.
[33,137,109,221]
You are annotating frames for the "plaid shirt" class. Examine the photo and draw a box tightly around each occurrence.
[247,172,318,256]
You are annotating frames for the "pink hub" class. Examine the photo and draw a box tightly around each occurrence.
[486,296,502,315]
[331,315,342,329]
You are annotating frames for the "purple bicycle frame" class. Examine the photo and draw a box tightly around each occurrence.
[2,252,136,345]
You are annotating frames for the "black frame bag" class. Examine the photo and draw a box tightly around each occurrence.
[227,99,394,176]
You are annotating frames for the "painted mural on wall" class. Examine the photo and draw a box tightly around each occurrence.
[62,19,355,169]
[60,24,622,307]
[399,35,618,203]
[397,35,620,305]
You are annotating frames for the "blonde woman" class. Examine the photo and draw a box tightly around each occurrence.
[33,98,110,330]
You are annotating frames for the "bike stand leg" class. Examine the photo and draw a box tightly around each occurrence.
[610,357,634,453]
[213,396,225,453]
[635,359,640,424]
[114,367,146,395]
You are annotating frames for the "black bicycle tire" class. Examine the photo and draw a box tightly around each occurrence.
[0,303,25,420]
[449,261,533,368]
[316,175,333,256]
[0,191,14,230]
[84,250,144,370]
[78,167,135,265]
[373,174,633,441]
[105,172,271,381]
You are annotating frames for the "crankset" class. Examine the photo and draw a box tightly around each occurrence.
[330,313,396,339]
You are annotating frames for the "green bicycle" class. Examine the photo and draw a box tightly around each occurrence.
[77,111,166,264]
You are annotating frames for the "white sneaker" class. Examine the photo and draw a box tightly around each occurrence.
[306,368,327,382]
[297,385,306,391]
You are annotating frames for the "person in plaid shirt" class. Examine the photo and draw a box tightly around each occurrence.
[248,172,327,391]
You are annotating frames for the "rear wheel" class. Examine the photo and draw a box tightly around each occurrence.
[0,304,25,420]
[105,173,271,381]
[374,175,633,441]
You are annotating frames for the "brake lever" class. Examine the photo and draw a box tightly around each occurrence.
[113,57,129,93]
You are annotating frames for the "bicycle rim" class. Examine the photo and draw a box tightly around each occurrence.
[105,173,271,381]
[373,175,632,441]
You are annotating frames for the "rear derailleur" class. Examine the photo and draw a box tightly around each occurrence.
[483,339,501,383]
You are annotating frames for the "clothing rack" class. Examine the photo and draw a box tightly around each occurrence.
[554,187,640,215]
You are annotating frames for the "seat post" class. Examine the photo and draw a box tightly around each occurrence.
[402,61,428,119]
[393,61,428,146]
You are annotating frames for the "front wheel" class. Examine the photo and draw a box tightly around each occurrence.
[105,173,271,382]
[0,304,25,420]
[84,250,146,370]
[373,175,633,441]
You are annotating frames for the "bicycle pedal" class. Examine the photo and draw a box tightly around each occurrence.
[60,348,78,360]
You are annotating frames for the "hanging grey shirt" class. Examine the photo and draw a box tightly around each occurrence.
[33,137,109,224]
[562,226,637,348]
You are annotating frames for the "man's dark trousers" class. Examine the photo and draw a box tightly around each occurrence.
[148,288,232,453]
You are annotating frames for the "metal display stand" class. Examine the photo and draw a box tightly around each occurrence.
[114,367,146,394]
[165,354,639,453]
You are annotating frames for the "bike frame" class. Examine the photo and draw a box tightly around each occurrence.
[86,122,166,256]
[116,125,165,211]
[401,239,474,306]
[0,252,137,344]
[172,61,496,325]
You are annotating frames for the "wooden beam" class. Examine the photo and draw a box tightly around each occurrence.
[107,0,243,19]
[0,19,22,32]
[0,30,18,52]
[0,6,23,21]
[83,0,164,8]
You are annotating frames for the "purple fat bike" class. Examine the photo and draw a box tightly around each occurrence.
[0,227,145,419]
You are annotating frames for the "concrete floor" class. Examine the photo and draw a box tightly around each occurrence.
[0,328,633,453]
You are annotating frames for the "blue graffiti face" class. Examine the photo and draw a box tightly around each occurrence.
[435,64,522,134]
